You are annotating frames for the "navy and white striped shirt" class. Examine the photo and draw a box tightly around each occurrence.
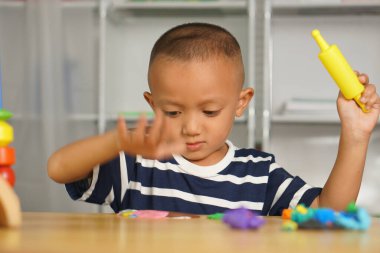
[66,141,321,216]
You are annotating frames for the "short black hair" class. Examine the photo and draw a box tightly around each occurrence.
[149,22,243,64]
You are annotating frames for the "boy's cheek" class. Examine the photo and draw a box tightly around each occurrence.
[162,119,181,140]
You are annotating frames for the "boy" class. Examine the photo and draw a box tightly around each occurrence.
[48,23,380,215]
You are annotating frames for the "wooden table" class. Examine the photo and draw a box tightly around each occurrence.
[0,212,379,253]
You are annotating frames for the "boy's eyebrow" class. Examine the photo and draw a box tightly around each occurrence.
[158,97,224,107]
[157,99,184,107]
[198,98,223,106]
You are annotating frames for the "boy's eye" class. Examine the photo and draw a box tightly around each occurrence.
[203,110,220,117]
[164,111,181,117]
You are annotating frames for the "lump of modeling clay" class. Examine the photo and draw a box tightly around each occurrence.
[282,202,371,231]
[222,207,265,229]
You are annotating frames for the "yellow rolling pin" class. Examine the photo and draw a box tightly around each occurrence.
[312,29,368,112]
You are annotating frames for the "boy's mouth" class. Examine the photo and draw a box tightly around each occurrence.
[186,142,204,151]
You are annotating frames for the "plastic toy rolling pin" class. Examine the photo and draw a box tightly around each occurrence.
[312,29,368,113]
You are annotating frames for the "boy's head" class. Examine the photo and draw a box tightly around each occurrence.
[148,22,244,86]
[144,23,253,165]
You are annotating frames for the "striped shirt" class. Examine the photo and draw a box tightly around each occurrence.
[65,140,321,216]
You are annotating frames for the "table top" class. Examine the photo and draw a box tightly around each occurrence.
[0,212,379,253]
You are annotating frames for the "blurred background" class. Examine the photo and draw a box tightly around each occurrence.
[0,0,379,214]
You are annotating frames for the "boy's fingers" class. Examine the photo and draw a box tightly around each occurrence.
[337,91,345,100]
[354,70,370,85]
[155,141,186,159]
[117,116,129,139]
[373,96,380,109]
[134,114,147,143]
[366,89,380,107]
[367,95,378,108]
[360,84,376,103]
[148,110,164,144]
[117,116,131,150]
[358,73,369,85]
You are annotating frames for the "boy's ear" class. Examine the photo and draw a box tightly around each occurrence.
[143,91,155,109]
[235,88,254,117]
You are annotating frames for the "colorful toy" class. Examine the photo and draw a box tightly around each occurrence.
[222,207,265,230]
[0,63,21,228]
[312,29,368,113]
[119,209,169,219]
[0,64,16,187]
[282,220,298,231]
[207,212,224,220]
[118,209,200,219]
[281,203,371,231]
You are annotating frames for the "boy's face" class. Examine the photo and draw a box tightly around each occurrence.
[146,56,253,166]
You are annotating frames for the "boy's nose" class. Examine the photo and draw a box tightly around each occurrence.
[182,116,201,137]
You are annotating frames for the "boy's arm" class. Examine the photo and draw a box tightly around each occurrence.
[48,110,184,184]
[311,125,370,210]
[47,130,120,184]
[311,74,380,210]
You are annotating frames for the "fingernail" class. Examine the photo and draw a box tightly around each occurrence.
[360,97,367,103]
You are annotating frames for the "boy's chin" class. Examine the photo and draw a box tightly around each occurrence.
[180,152,218,166]
[180,144,228,165]
[181,152,207,163]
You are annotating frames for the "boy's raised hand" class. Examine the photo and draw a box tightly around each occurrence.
[115,110,184,159]
[337,71,380,137]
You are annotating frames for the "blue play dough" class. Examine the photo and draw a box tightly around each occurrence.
[289,204,371,230]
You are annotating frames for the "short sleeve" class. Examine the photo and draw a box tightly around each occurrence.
[65,152,136,212]
[262,156,322,216]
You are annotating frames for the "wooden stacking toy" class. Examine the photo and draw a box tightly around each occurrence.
[0,175,21,227]
[0,65,21,228]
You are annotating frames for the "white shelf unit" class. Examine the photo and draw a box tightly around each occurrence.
[265,0,380,127]
[1,0,259,135]
[111,0,247,10]
[0,1,23,8]
[97,0,259,148]
[263,1,380,133]
[0,0,98,8]
[63,0,98,9]
[271,114,339,124]
[0,2,98,123]
[262,0,380,214]
[272,2,380,15]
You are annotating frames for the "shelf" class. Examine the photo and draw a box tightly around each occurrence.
[0,0,247,11]
[63,0,98,9]
[6,113,97,122]
[110,0,247,15]
[0,0,98,9]
[112,0,246,10]
[73,111,376,125]
[271,114,340,124]
[0,0,24,8]
[273,2,380,15]
[272,114,380,124]
[67,113,154,122]
[104,113,247,122]
[67,113,98,121]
